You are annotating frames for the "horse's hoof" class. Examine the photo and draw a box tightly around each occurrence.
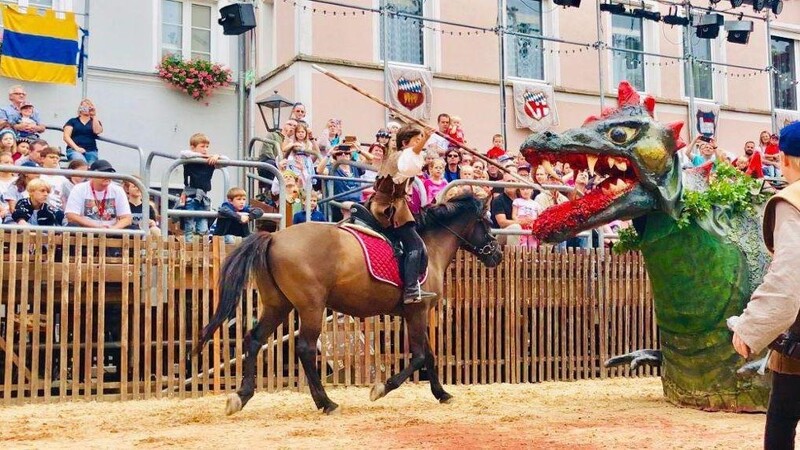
[323,402,340,415]
[439,393,454,404]
[225,393,243,416]
[370,383,386,402]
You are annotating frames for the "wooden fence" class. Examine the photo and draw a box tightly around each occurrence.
[0,230,658,404]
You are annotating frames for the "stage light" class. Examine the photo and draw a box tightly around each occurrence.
[599,2,626,14]
[695,13,724,39]
[725,20,754,44]
[771,0,783,14]
[662,5,689,27]
[554,0,581,7]
[632,8,661,22]
[730,0,744,7]
[752,0,767,12]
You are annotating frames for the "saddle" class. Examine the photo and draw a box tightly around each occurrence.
[347,203,404,259]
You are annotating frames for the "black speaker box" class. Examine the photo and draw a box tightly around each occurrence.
[218,3,256,36]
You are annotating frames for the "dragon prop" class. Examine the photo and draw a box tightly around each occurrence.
[521,81,771,412]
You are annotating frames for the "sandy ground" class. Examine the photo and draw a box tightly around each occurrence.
[0,378,765,449]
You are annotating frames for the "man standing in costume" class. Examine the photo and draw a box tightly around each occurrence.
[732,121,800,449]
[367,125,437,304]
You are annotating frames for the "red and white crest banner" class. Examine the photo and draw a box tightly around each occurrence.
[388,65,433,121]
[513,81,559,132]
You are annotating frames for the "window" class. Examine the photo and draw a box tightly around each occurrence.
[505,0,544,80]
[611,15,644,91]
[684,36,713,100]
[772,36,797,110]
[380,0,424,65]
[161,0,212,61]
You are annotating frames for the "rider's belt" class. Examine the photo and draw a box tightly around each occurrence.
[768,333,800,375]
[374,176,409,200]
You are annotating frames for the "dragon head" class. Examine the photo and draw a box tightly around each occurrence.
[521,81,687,243]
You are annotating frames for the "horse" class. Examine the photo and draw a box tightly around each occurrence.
[194,193,503,415]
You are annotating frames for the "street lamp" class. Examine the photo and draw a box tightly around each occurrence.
[257,90,294,132]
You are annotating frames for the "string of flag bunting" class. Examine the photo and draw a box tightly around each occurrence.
[281,0,798,85]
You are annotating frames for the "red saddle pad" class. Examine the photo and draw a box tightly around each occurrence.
[342,227,427,287]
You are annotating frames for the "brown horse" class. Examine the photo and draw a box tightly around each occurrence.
[194,193,503,415]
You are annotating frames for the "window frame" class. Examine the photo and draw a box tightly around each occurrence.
[770,34,799,112]
[504,0,546,82]
[158,0,217,62]
[609,14,646,92]
[377,0,430,68]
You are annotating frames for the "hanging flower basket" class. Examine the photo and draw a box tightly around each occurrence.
[157,55,232,101]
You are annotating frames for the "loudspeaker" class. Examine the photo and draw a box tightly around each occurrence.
[218,3,256,36]
[695,13,723,39]
[725,20,753,45]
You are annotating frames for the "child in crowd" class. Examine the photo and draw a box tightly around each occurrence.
[512,186,543,249]
[4,161,38,214]
[13,138,30,163]
[11,178,64,226]
[763,133,781,178]
[423,158,448,205]
[38,147,69,210]
[15,103,39,139]
[179,133,227,243]
[447,115,465,149]
[282,122,319,190]
[0,152,15,221]
[0,129,17,157]
[60,159,89,207]
[486,134,505,159]
[122,178,160,235]
[212,187,263,244]
[292,190,325,225]
[421,149,437,180]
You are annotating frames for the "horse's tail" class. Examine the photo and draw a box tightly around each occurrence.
[192,231,272,356]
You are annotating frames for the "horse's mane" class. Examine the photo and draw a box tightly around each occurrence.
[416,192,485,233]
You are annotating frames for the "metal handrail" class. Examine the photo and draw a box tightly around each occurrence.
[159,158,285,235]
[0,165,150,235]
[439,179,574,204]
[144,150,231,200]
[45,125,146,177]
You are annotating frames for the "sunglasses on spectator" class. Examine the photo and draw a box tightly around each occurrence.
[447,154,460,159]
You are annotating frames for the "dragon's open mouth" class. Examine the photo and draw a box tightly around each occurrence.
[526,151,639,240]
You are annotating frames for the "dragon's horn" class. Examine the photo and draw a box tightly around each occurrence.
[617,81,640,108]
[667,121,686,152]
[643,95,655,117]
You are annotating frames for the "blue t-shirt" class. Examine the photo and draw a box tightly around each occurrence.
[64,117,101,152]
[1,104,41,125]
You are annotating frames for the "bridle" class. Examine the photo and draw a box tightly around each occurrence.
[430,215,500,258]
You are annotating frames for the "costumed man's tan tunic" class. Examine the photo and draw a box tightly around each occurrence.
[367,147,425,229]
[732,181,800,374]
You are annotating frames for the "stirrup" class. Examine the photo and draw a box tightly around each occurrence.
[403,281,436,304]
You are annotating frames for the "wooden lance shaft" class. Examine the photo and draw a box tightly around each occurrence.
[310,64,547,191]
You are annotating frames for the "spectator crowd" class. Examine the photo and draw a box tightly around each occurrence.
[0,83,790,248]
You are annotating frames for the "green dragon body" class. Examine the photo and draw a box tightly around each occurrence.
[521,82,771,411]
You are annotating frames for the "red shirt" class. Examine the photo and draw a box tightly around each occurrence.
[486,146,505,159]
[765,143,780,155]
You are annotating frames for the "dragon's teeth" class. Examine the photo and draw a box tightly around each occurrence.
[617,161,627,172]
[614,179,628,192]
[586,155,598,176]
[607,156,617,168]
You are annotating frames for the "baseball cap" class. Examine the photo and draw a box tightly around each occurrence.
[20,102,33,109]
[780,122,800,157]
[89,159,116,173]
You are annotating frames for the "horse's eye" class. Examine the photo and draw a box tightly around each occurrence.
[607,127,637,145]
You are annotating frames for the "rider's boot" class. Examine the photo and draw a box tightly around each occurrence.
[403,247,436,304]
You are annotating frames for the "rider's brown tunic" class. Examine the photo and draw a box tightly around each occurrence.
[367,151,415,229]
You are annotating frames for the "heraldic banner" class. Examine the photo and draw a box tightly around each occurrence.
[387,65,433,121]
[692,102,720,138]
[512,81,559,132]
[0,5,79,85]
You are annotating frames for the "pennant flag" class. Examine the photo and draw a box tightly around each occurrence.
[512,81,559,132]
[0,6,79,85]
[387,64,433,121]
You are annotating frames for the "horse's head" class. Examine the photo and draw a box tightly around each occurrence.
[419,193,503,267]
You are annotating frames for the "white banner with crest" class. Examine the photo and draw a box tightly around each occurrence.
[512,81,559,132]
[692,102,720,138]
[387,64,433,121]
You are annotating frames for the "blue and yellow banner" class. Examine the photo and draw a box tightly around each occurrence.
[0,6,79,85]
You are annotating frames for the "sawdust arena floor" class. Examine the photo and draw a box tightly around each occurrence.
[0,378,765,449]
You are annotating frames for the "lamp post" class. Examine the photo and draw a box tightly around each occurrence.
[257,91,295,132]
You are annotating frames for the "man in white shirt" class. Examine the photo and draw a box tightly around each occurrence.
[367,125,436,303]
[424,113,451,155]
[65,159,132,229]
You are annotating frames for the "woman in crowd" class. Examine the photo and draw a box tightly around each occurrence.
[318,118,342,154]
[282,122,320,190]
[63,98,103,164]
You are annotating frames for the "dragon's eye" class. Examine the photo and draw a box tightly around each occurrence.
[607,127,638,145]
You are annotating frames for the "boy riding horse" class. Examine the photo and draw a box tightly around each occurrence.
[367,125,437,304]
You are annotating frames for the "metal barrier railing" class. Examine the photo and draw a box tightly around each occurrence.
[159,158,285,235]
[45,125,146,178]
[0,165,151,235]
[144,150,231,204]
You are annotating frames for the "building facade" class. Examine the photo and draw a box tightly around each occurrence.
[253,0,800,157]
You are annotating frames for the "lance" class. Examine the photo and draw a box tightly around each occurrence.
[310,64,551,191]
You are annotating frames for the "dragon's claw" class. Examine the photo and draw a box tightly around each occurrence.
[605,349,662,370]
